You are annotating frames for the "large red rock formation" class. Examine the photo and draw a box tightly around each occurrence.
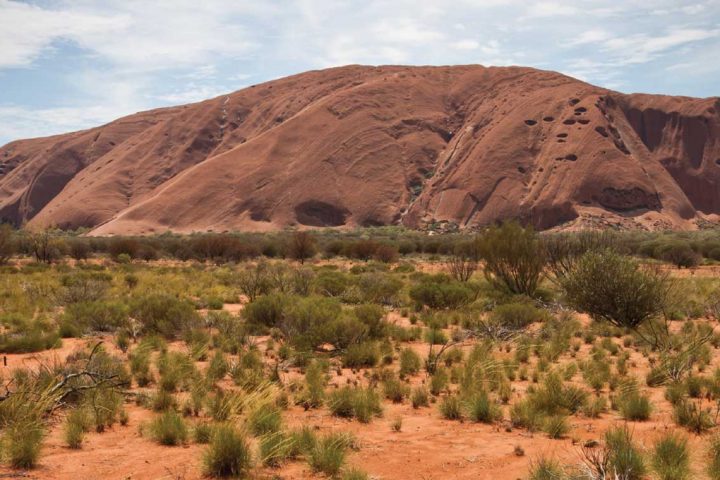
[0,65,718,234]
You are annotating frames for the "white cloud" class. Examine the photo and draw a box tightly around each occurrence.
[451,39,479,50]
[372,18,444,44]
[0,0,719,145]
[569,29,611,45]
[604,28,720,64]
[0,0,262,71]
[526,2,579,17]
[0,0,125,67]
[152,84,232,104]
[0,103,137,141]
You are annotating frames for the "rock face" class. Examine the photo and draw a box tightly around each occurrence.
[0,65,718,234]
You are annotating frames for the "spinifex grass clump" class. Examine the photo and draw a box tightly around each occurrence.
[652,433,690,480]
[149,410,188,446]
[64,407,90,449]
[439,395,463,420]
[5,419,45,468]
[466,390,502,424]
[411,387,430,408]
[328,386,382,423]
[605,426,646,480]
[673,399,715,433]
[308,432,351,476]
[203,424,253,478]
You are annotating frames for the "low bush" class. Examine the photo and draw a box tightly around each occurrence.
[130,294,200,339]
[673,400,715,433]
[619,391,652,421]
[708,434,720,480]
[605,426,646,480]
[149,410,188,446]
[328,387,382,423]
[203,424,253,477]
[342,342,380,369]
[542,415,569,439]
[64,407,89,449]
[411,387,430,408]
[652,433,690,480]
[6,420,44,468]
[489,302,547,330]
[409,277,474,310]
[439,395,463,420]
[308,432,348,476]
[399,348,421,376]
[467,391,502,423]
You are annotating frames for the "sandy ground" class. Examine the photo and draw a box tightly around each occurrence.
[0,263,718,479]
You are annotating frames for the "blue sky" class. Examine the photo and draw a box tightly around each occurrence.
[0,0,719,146]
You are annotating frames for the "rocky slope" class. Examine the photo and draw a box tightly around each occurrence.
[1,65,718,234]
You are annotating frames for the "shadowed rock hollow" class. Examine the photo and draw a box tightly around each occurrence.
[0,64,718,234]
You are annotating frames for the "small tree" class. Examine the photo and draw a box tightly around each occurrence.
[288,231,316,264]
[562,250,672,347]
[0,223,14,264]
[477,221,545,296]
[542,230,617,284]
[446,240,479,282]
[28,229,62,264]
[68,238,91,261]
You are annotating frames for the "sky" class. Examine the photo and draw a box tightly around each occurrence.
[0,0,719,146]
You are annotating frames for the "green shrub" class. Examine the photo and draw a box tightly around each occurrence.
[399,348,421,376]
[467,391,502,423]
[652,433,690,480]
[299,360,326,409]
[605,426,646,480]
[260,430,291,467]
[61,301,127,334]
[528,457,565,480]
[131,294,200,338]
[562,251,670,331]
[543,415,569,439]
[248,404,282,436]
[149,410,188,446]
[328,387,382,423]
[619,391,652,421]
[382,375,408,403]
[655,240,701,268]
[429,369,449,396]
[510,399,543,432]
[315,271,350,297]
[64,407,89,449]
[527,372,587,415]
[342,468,370,480]
[203,424,253,478]
[409,278,474,309]
[308,432,348,476]
[342,342,380,369]
[194,422,214,444]
[411,387,430,408]
[0,317,60,353]
[708,434,720,480]
[439,395,463,420]
[206,350,228,383]
[582,395,607,418]
[288,426,318,458]
[354,304,387,338]
[673,400,715,433]
[6,420,44,469]
[477,221,545,297]
[243,293,289,329]
[489,302,546,330]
